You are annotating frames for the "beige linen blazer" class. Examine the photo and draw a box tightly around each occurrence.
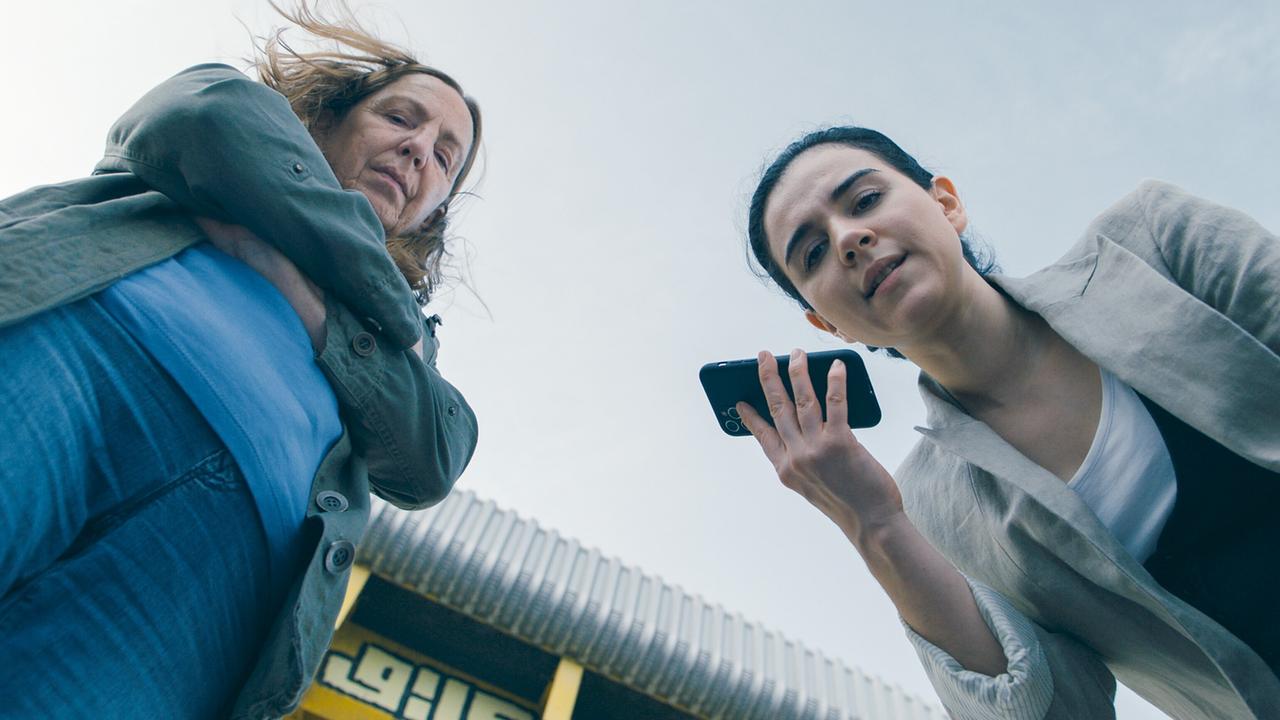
[897,180,1280,719]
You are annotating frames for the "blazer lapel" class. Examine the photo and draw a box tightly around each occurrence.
[997,233,1280,472]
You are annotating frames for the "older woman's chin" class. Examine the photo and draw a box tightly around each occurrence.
[357,194,399,235]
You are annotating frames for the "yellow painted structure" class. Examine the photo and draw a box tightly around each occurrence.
[540,658,583,720]
[336,564,371,629]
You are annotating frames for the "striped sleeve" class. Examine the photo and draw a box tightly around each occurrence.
[902,578,1055,720]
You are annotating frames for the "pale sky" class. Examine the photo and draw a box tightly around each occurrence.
[5,1,1278,717]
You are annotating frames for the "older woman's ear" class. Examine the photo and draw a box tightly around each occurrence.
[307,108,340,145]
[423,204,446,229]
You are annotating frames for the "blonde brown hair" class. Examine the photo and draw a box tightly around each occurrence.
[255,1,482,302]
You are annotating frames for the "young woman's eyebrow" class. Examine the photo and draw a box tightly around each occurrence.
[830,167,878,201]
[783,168,879,267]
[784,221,814,268]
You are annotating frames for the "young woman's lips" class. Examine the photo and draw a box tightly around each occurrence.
[866,256,906,299]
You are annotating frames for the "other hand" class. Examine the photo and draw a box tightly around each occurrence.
[194,217,327,352]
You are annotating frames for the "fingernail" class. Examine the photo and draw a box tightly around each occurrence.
[791,348,801,358]
[833,359,844,369]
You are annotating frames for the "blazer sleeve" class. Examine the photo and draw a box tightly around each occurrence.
[1129,180,1280,356]
[904,579,1116,720]
[93,62,422,351]
[316,294,478,509]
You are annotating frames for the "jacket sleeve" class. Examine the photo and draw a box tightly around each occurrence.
[316,295,478,508]
[1128,180,1280,356]
[903,579,1116,720]
[93,62,422,350]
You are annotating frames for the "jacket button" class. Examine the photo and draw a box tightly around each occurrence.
[447,405,458,416]
[324,540,356,574]
[292,162,305,174]
[352,332,376,357]
[315,490,349,513]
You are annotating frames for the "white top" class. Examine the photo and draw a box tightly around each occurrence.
[1067,368,1177,563]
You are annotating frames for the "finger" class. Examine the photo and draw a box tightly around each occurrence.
[736,401,786,469]
[788,349,822,435]
[756,351,802,445]
[825,358,849,429]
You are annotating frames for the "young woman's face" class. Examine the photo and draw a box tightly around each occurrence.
[763,144,970,350]
[315,73,474,238]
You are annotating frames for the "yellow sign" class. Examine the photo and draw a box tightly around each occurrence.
[296,624,537,720]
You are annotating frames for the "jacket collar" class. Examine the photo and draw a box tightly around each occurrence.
[994,232,1279,471]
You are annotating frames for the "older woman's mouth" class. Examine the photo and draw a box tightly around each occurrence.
[372,167,408,199]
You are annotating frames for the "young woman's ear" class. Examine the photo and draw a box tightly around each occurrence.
[805,310,854,343]
[931,176,968,235]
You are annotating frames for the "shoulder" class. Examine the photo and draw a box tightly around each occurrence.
[1084,179,1263,259]
[1052,180,1217,280]
[1078,180,1182,253]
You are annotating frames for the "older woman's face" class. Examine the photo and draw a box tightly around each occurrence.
[316,73,474,237]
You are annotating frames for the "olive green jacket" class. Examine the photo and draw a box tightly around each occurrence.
[0,64,478,719]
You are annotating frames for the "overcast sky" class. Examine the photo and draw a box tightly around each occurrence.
[5,1,1278,717]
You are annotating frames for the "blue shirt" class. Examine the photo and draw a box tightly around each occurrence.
[100,243,342,594]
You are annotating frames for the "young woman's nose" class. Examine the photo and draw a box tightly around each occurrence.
[833,220,875,266]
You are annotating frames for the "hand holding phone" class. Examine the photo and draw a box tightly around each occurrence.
[733,349,902,539]
[699,348,880,436]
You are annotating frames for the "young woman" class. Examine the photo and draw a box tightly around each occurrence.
[739,126,1280,719]
[0,5,480,718]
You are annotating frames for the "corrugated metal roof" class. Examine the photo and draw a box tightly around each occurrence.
[357,490,944,720]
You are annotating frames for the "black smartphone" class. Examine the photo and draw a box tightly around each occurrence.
[698,349,881,437]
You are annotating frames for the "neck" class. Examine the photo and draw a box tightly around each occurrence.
[900,274,1053,411]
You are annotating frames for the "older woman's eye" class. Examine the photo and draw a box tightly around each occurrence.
[803,239,827,272]
[434,150,451,173]
[853,191,881,213]
[386,113,409,126]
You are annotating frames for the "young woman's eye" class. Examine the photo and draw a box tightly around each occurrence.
[803,238,828,272]
[852,191,881,213]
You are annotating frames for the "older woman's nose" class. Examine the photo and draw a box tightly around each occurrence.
[399,127,436,170]
[400,144,423,169]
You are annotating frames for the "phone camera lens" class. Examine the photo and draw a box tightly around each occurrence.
[727,407,740,420]
[725,420,741,433]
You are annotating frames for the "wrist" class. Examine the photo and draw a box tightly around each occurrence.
[846,510,915,563]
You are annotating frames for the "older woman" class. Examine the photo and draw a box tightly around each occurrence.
[738,126,1280,719]
[0,5,479,719]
